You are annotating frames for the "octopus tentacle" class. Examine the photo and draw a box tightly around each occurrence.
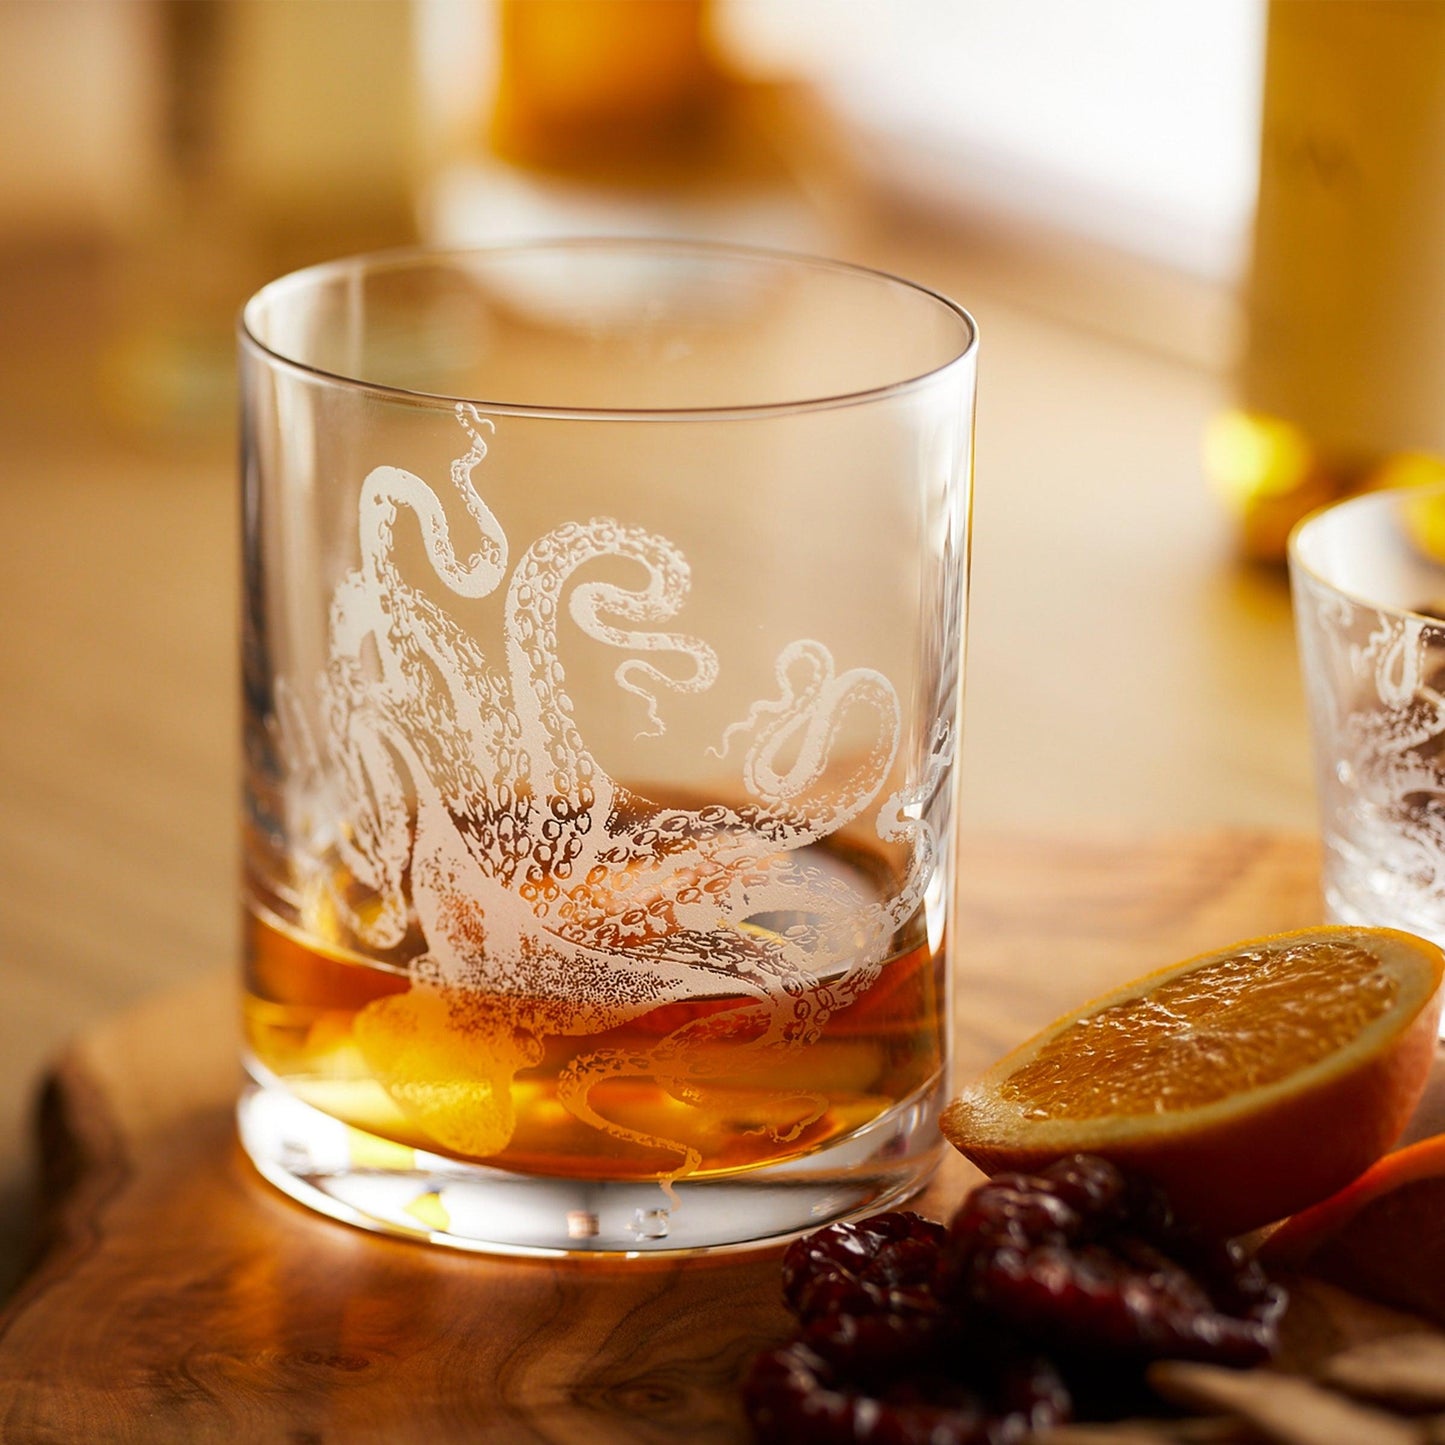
[716,640,900,839]
[503,516,725,909]
[505,517,715,761]
[568,554,718,737]
[801,717,955,1016]
[360,406,506,600]
[556,978,833,1179]
[871,716,953,924]
[555,1048,705,1177]
[353,413,512,769]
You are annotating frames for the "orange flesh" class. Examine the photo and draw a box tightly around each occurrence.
[999,941,1401,1120]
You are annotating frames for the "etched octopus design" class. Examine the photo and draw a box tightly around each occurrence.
[1329,608,1445,898]
[279,406,950,1176]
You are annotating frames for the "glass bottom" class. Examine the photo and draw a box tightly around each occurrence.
[237,1067,945,1257]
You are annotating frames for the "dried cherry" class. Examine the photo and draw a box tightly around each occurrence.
[743,1336,1068,1445]
[942,1155,1285,1367]
[751,1211,1069,1443]
[782,1211,947,1326]
[742,1158,1285,1445]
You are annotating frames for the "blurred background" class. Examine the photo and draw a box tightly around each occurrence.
[2,0,1441,1293]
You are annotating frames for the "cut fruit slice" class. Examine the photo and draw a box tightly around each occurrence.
[1262,1133,1445,1326]
[942,927,1444,1234]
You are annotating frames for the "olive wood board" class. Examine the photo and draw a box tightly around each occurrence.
[1,831,1441,1443]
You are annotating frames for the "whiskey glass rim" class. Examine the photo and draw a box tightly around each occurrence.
[1289,479,1445,624]
[238,237,978,421]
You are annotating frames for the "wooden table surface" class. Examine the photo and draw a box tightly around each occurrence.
[1,832,1344,1442]
[0,228,1314,1302]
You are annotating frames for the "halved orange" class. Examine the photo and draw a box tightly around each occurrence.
[942,927,1443,1235]
[1261,1133,1445,1325]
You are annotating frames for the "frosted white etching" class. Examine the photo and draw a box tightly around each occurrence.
[1300,576,1445,907]
[280,406,948,1174]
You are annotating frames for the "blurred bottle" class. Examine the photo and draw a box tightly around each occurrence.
[490,0,722,175]
[106,0,421,436]
[425,0,838,254]
[1207,1,1445,563]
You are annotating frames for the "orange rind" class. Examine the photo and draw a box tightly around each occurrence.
[1262,1131,1445,1325]
[943,927,1444,1235]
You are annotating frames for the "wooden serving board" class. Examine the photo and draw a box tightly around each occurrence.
[1,830,1426,1444]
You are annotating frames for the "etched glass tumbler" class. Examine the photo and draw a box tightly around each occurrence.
[1292,481,1445,1031]
[239,241,977,1253]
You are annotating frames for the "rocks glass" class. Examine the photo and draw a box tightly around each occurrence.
[1292,480,1445,1029]
[238,241,977,1253]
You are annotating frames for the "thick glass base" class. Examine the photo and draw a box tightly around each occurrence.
[238,1069,945,1257]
